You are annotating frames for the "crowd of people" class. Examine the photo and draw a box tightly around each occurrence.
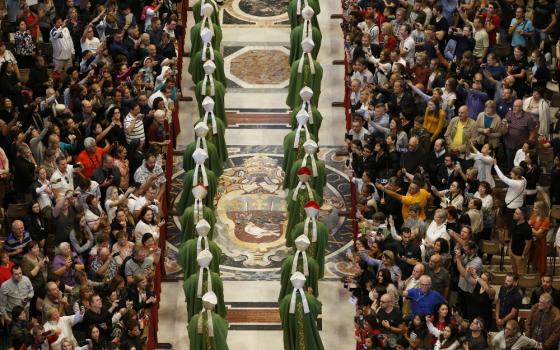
[341,0,560,349]
[0,0,182,349]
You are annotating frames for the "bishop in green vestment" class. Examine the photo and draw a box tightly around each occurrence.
[188,33,226,86]
[282,110,316,172]
[187,292,230,350]
[190,15,222,55]
[285,167,323,239]
[180,202,216,242]
[183,250,226,321]
[288,8,322,64]
[287,0,320,29]
[197,96,228,163]
[289,200,327,278]
[279,272,324,350]
[177,220,221,278]
[183,123,223,177]
[195,75,226,121]
[283,140,326,199]
[289,87,323,140]
[192,0,220,24]
[176,149,218,212]
[286,38,323,110]
[279,235,319,302]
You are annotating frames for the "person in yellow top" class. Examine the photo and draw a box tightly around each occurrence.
[444,105,478,157]
[375,180,431,220]
[423,98,446,142]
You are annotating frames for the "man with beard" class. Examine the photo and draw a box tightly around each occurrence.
[495,273,522,329]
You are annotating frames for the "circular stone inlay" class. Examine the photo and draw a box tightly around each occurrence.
[238,0,289,17]
[230,50,290,85]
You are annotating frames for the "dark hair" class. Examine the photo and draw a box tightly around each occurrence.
[377,268,392,287]
[435,238,449,254]
[139,206,156,225]
[10,264,22,273]
[11,305,25,321]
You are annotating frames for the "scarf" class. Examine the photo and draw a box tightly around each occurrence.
[289,288,310,314]
[197,267,212,297]
[293,124,310,148]
[196,309,214,337]
[201,43,215,62]
[194,198,203,221]
[203,111,218,134]
[301,153,318,177]
[201,72,216,96]
[291,181,314,202]
[291,250,309,276]
[303,216,317,242]
[192,163,209,187]
[196,136,208,153]
[201,15,214,35]
[297,52,315,74]
[296,0,309,15]
[300,102,313,124]
[196,236,208,255]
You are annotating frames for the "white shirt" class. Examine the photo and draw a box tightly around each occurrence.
[425,220,450,245]
[50,165,74,194]
[35,179,54,209]
[134,220,160,245]
[133,196,160,216]
[124,113,145,144]
[43,313,83,350]
[494,165,526,209]
[50,26,75,60]
[401,36,415,67]
[81,36,101,54]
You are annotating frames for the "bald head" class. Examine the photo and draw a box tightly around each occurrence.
[412,263,425,279]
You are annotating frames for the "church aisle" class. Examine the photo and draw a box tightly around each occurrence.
[159,0,354,348]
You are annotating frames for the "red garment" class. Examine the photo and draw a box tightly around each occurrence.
[382,36,398,52]
[0,261,15,285]
[529,214,550,275]
[75,147,105,178]
[481,13,500,45]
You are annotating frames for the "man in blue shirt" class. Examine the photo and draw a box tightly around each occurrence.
[3,220,32,265]
[404,275,445,317]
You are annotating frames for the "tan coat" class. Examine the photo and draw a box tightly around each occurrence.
[475,112,502,147]
[444,117,479,153]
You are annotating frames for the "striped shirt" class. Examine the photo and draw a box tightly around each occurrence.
[124,113,145,144]
[0,276,34,318]
[3,231,32,264]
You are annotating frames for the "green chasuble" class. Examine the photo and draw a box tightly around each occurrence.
[183,269,226,320]
[279,291,324,350]
[175,168,217,213]
[278,255,319,302]
[290,220,328,278]
[283,158,326,200]
[289,106,323,140]
[183,140,223,178]
[188,49,226,86]
[286,57,323,110]
[195,79,226,121]
[194,115,228,163]
[190,23,223,55]
[191,0,220,24]
[289,25,322,65]
[282,129,317,173]
[180,205,216,242]
[187,311,229,350]
[177,238,222,278]
[287,0,320,29]
[285,187,322,244]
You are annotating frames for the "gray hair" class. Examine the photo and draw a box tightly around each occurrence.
[84,137,96,148]
[434,209,447,220]
[56,242,71,254]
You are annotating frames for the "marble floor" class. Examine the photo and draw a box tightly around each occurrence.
[159,0,352,348]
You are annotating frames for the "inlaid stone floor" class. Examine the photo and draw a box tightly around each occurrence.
[166,146,355,281]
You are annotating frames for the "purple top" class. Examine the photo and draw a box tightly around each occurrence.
[52,253,83,287]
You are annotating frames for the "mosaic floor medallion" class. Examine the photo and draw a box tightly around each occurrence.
[222,0,290,26]
[167,146,354,280]
[225,46,290,89]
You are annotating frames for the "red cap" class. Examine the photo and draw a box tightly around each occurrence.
[297,166,312,176]
[304,200,320,210]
